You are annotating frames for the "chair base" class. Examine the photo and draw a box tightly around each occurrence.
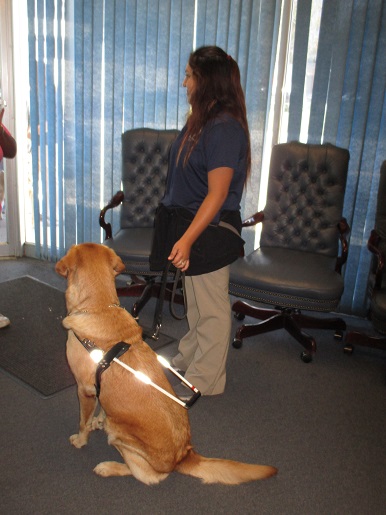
[343,330,386,354]
[232,300,346,362]
[116,273,185,351]
[116,275,184,318]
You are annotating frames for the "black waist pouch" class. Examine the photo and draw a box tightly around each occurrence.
[150,204,244,276]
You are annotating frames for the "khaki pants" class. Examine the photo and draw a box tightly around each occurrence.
[172,265,231,395]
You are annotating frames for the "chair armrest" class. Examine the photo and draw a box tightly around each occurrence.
[368,228,385,289]
[99,190,124,240]
[242,211,264,227]
[335,217,350,273]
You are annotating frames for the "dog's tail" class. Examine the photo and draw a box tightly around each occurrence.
[175,449,277,485]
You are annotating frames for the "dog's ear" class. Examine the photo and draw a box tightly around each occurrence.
[113,255,126,276]
[108,248,126,276]
[55,245,76,278]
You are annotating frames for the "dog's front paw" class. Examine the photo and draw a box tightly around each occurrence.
[69,433,88,448]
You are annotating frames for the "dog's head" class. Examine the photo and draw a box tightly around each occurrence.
[56,243,125,312]
[56,243,125,279]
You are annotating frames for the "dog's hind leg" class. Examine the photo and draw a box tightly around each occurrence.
[94,445,169,485]
[70,387,98,448]
[124,453,169,485]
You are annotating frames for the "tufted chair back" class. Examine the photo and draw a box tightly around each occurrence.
[99,128,180,324]
[260,142,349,257]
[120,128,179,229]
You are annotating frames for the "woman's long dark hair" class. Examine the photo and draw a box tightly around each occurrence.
[179,45,251,182]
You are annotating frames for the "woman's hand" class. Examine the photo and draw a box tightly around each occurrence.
[168,238,191,272]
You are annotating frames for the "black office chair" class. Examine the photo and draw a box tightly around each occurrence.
[229,141,350,362]
[344,160,386,354]
[99,128,181,341]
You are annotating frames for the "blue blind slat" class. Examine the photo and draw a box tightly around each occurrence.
[63,0,77,250]
[89,0,103,242]
[336,1,368,150]
[308,0,338,143]
[133,1,147,126]
[287,0,312,142]
[36,0,48,256]
[198,0,220,46]
[45,1,57,256]
[194,0,208,48]
[123,1,137,129]
[217,0,232,51]
[167,0,195,128]
[322,1,353,142]
[237,1,255,93]
[154,0,171,127]
[106,1,127,233]
[143,1,158,127]
[73,0,86,245]
[244,0,279,213]
[56,0,64,256]
[101,0,117,218]
[227,1,244,57]
[27,0,41,254]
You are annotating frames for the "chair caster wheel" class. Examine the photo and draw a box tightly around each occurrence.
[234,312,245,321]
[334,330,344,341]
[300,351,312,363]
[343,344,353,355]
[232,338,243,349]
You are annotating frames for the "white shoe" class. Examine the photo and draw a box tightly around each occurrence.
[0,314,10,328]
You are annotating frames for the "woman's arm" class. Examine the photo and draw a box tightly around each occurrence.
[0,109,17,159]
[169,166,234,271]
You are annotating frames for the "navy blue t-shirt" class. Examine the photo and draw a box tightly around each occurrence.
[162,114,247,223]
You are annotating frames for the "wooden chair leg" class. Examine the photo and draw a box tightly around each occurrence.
[344,330,386,354]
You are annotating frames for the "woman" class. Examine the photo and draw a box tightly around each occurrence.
[0,99,17,329]
[152,46,251,398]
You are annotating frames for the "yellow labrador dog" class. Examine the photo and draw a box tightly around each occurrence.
[56,243,277,485]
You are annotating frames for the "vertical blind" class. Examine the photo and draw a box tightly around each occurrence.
[27,0,386,316]
[27,0,281,257]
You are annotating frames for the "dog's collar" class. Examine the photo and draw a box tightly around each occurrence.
[73,332,130,397]
[67,303,122,316]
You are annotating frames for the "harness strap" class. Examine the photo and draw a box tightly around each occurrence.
[74,333,98,352]
[73,332,130,398]
[95,342,131,397]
